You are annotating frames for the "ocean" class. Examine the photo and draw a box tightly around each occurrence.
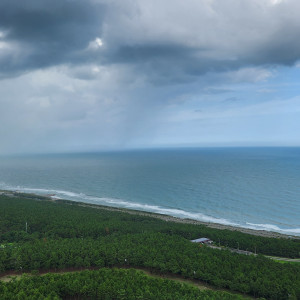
[0,147,299,236]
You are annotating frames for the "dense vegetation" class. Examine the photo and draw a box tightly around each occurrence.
[1,195,299,258]
[0,268,245,300]
[1,194,300,299]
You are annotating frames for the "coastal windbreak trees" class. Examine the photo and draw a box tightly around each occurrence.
[1,234,299,299]
[0,269,245,300]
[0,194,300,299]
[0,195,299,258]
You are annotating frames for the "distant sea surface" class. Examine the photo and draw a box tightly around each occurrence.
[0,147,299,236]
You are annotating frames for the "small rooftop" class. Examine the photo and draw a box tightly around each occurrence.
[191,237,213,243]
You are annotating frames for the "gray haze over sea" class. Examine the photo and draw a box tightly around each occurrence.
[0,148,299,236]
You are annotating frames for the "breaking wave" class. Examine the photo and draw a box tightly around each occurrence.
[246,223,300,235]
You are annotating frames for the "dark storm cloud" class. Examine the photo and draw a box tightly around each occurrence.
[1,0,300,154]
[0,0,105,76]
[1,0,300,82]
[103,44,239,82]
[252,32,300,66]
[94,0,300,83]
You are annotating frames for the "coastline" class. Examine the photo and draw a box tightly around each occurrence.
[1,190,298,240]
[69,201,299,239]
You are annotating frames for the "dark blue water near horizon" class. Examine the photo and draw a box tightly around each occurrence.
[0,147,299,236]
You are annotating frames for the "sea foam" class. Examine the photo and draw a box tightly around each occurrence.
[246,222,300,235]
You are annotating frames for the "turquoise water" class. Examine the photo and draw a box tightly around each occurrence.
[0,147,299,236]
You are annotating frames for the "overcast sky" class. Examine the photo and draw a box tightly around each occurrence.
[1,0,300,154]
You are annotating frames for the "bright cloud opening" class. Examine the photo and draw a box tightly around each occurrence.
[95,38,103,47]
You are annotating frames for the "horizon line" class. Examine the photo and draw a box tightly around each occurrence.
[1,145,300,157]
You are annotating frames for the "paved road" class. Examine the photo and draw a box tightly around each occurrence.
[265,256,300,263]
[208,245,300,262]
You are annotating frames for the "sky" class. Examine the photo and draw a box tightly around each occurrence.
[1,0,300,154]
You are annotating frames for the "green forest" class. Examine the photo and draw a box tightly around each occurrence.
[0,193,300,299]
[0,268,245,300]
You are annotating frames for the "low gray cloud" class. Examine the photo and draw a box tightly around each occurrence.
[1,0,300,153]
[98,0,300,82]
[1,0,300,81]
[0,0,105,77]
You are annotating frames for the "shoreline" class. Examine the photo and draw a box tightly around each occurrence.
[1,190,299,240]
[69,201,299,239]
